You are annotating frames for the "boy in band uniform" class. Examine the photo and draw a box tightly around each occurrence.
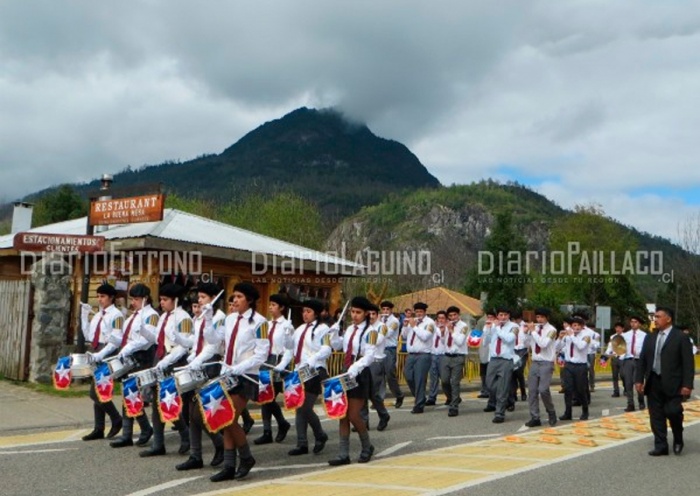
[379,301,405,408]
[621,316,647,411]
[523,307,558,427]
[441,306,468,417]
[483,307,518,423]
[557,316,591,421]
[401,302,435,414]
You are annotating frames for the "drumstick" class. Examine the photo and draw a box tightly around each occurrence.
[211,290,225,307]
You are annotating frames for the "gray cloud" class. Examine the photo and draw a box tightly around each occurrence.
[0,0,699,240]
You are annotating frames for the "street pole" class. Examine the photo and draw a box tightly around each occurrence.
[77,174,113,353]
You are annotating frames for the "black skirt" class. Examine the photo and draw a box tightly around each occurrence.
[229,374,259,403]
[303,367,329,396]
[346,367,371,400]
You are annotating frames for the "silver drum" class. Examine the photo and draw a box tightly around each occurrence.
[132,367,159,390]
[174,368,207,393]
[106,355,136,379]
[70,353,94,378]
[297,364,318,383]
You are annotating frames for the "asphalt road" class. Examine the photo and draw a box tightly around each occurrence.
[2,382,699,496]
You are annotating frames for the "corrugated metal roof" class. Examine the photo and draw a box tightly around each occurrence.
[0,209,361,270]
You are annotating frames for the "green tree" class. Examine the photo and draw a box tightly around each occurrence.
[465,210,527,310]
[546,204,646,318]
[221,192,325,250]
[32,185,87,227]
[165,193,218,219]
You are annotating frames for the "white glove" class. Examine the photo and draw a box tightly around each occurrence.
[188,361,203,371]
[80,303,93,317]
[86,352,97,364]
[273,364,286,373]
[201,303,214,320]
[228,365,244,376]
[329,323,340,334]
[346,364,360,380]
[155,360,167,371]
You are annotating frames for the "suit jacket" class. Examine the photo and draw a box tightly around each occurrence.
[635,326,694,397]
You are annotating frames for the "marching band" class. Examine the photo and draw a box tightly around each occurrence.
[60,282,695,482]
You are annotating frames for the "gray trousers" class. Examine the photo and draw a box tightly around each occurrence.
[428,354,441,401]
[361,360,390,423]
[527,360,555,419]
[295,392,324,447]
[404,353,431,409]
[486,357,514,417]
[611,356,621,394]
[587,354,596,388]
[383,347,404,399]
[439,355,465,409]
[89,381,121,430]
[621,359,645,406]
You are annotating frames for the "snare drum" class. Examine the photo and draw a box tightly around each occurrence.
[338,373,358,390]
[174,368,207,393]
[132,367,159,390]
[220,373,239,392]
[297,364,318,383]
[70,353,94,378]
[106,355,136,379]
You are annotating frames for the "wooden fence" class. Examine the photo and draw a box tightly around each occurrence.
[0,279,32,380]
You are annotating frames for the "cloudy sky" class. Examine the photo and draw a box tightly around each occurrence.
[1,1,699,242]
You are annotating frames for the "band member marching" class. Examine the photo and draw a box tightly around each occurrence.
[442,306,468,417]
[176,283,226,470]
[275,299,331,457]
[379,301,405,408]
[621,315,647,412]
[603,322,626,398]
[483,308,518,423]
[110,283,158,448]
[81,283,124,441]
[204,282,269,482]
[140,284,192,457]
[225,294,256,434]
[556,316,591,421]
[253,293,293,445]
[359,303,391,431]
[328,296,378,465]
[522,307,558,427]
[401,302,435,414]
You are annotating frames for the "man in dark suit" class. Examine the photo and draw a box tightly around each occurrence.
[635,306,694,456]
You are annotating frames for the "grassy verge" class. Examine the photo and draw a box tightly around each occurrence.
[1,377,121,398]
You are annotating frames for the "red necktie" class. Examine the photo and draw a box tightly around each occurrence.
[410,318,423,346]
[294,323,312,365]
[495,324,502,355]
[120,311,138,348]
[156,312,172,359]
[631,330,636,357]
[569,339,574,358]
[225,315,244,365]
[447,327,453,348]
[195,318,206,355]
[434,331,440,349]
[344,325,359,369]
[535,325,542,354]
[268,321,278,353]
[91,311,105,350]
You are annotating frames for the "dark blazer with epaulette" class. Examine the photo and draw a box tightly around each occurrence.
[635,326,694,397]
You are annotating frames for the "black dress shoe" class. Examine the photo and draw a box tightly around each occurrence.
[176,456,204,471]
[521,393,527,401]
[559,414,572,421]
[328,456,351,466]
[411,407,424,414]
[276,421,291,443]
[443,399,451,406]
[611,392,620,397]
[254,431,273,445]
[235,456,255,479]
[477,392,490,398]
[492,417,505,424]
[139,447,166,457]
[673,442,684,455]
[377,415,390,431]
[210,447,224,467]
[525,418,542,427]
[210,466,236,482]
[243,417,255,434]
[624,405,635,412]
[506,404,515,412]
[579,413,589,421]
[135,429,153,447]
[288,446,309,456]
[106,420,123,439]
[639,403,646,410]
[547,411,558,426]
[483,406,496,412]
[313,433,329,454]
[110,437,133,448]
[82,429,104,441]
[358,445,375,463]
[448,409,458,417]
[425,399,436,406]
[394,396,404,408]
[648,448,669,456]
